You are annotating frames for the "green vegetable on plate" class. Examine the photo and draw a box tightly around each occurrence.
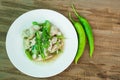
[35,31,46,59]
[23,20,64,61]
[25,50,32,60]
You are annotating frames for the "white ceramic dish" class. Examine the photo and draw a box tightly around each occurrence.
[6,9,78,78]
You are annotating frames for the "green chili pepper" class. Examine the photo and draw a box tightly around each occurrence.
[69,13,86,64]
[72,5,94,58]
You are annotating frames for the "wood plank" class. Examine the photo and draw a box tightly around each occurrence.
[0,0,120,80]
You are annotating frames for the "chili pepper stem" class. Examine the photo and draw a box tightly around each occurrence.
[69,12,76,24]
[72,4,82,19]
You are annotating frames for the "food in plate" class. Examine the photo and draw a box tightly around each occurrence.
[22,20,64,62]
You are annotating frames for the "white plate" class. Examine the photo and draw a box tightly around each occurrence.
[6,9,78,78]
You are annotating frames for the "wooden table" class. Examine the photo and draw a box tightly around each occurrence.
[0,0,120,80]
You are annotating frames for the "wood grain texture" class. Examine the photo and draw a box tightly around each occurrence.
[0,0,120,80]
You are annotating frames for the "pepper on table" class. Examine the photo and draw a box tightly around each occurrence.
[69,12,86,64]
[72,5,94,58]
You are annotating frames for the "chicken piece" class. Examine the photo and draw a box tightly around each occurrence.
[22,29,30,38]
[35,55,42,61]
[32,25,41,30]
[48,42,52,52]
[28,27,36,39]
[24,39,30,49]
[51,37,57,44]
[22,27,36,40]
[32,53,37,59]
[51,45,58,53]
[50,26,59,36]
